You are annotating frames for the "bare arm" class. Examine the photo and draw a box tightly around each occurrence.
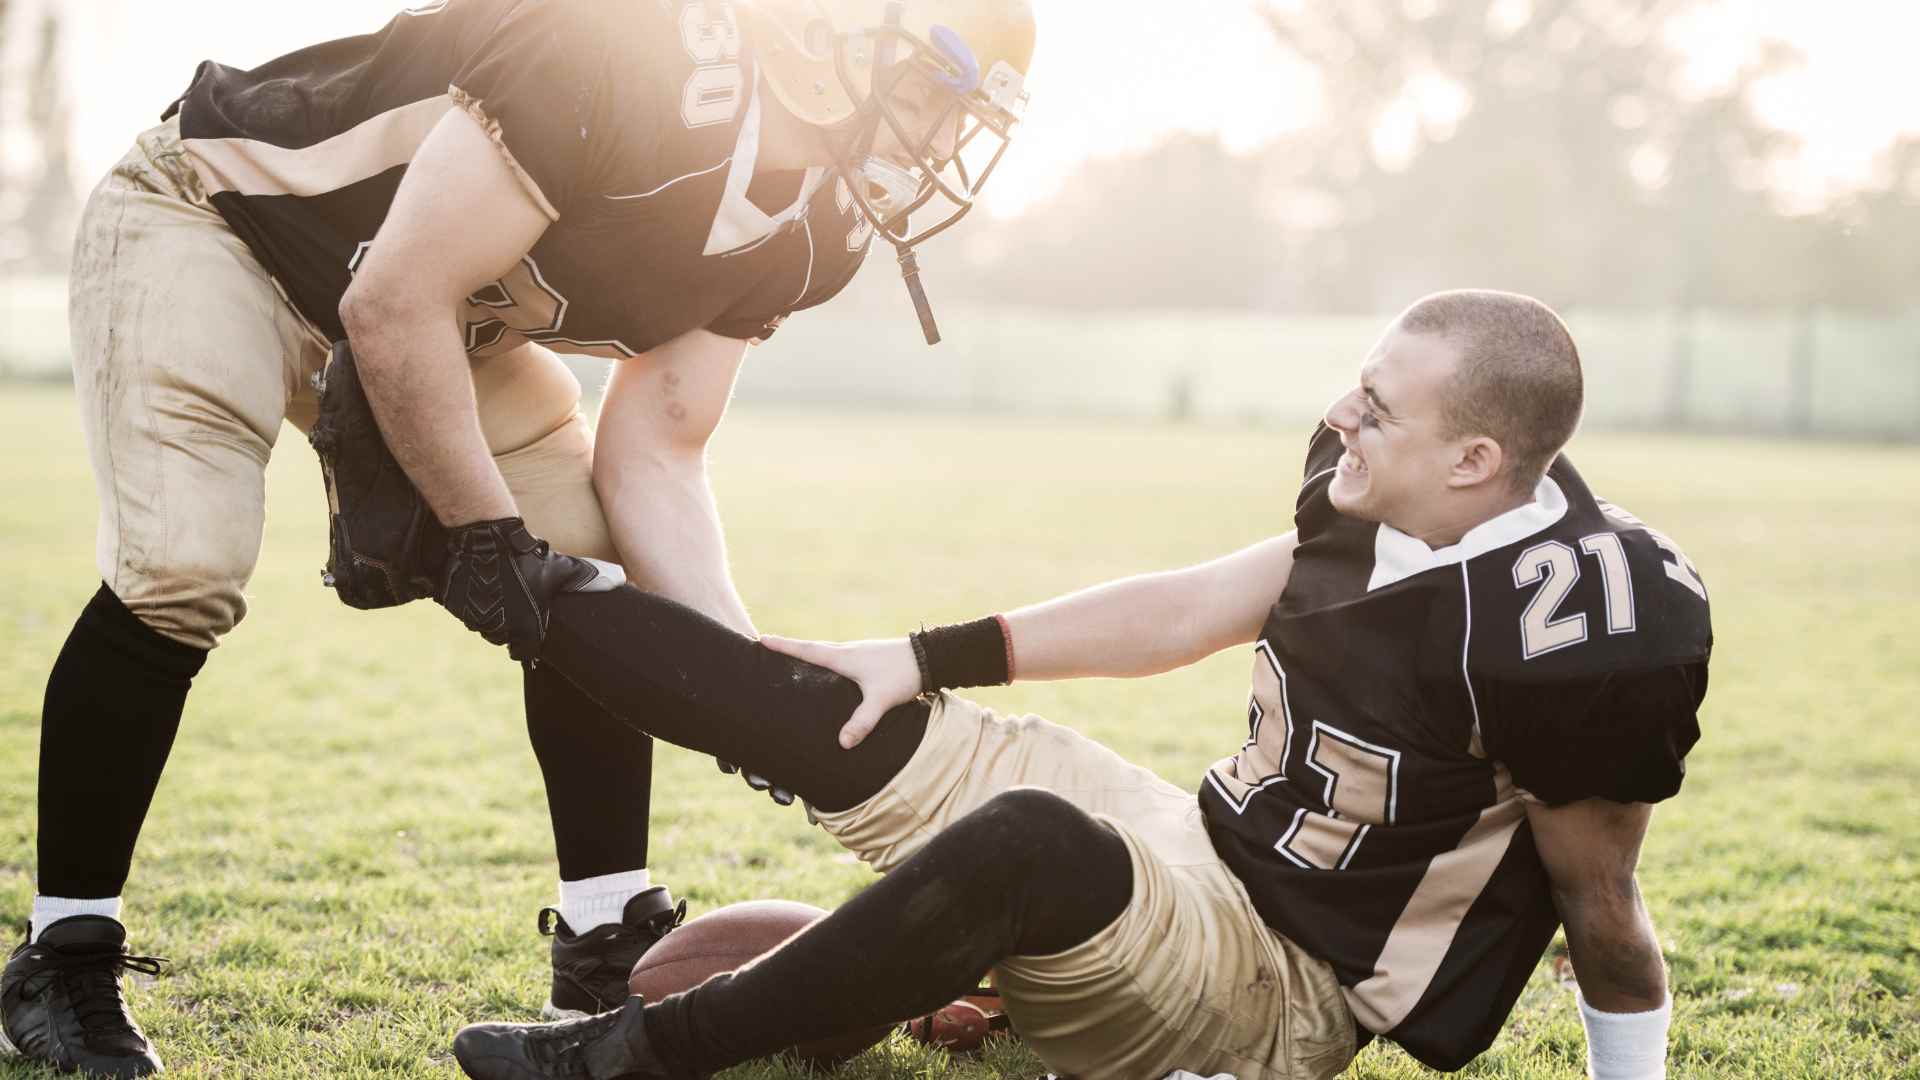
[763,532,1299,746]
[1003,532,1298,680]
[1526,797,1667,1011]
[592,328,755,633]
[338,107,552,526]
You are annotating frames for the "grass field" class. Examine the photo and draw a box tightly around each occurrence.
[1,384,1916,1078]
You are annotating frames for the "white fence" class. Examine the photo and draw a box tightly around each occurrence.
[6,275,1915,439]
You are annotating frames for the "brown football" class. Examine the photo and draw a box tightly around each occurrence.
[627,899,892,1067]
[903,986,1011,1055]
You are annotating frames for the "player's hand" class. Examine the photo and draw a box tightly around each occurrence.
[758,635,921,749]
[437,517,623,661]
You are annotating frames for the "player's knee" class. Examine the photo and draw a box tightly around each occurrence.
[955,788,1117,880]
[128,583,245,650]
[499,414,620,563]
[109,557,251,650]
[77,583,213,672]
[471,341,584,458]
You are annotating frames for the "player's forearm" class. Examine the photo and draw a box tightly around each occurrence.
[595,447,755,636]
[1002,536,1293,681]
[341,298,515,526]
[1005,569,1236,681]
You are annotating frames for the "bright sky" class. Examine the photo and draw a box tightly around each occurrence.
[18,0,1920,217]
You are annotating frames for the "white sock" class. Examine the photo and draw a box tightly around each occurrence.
[557,869,651,935]
[1579,993,1671,1080]
[30,895,123,943]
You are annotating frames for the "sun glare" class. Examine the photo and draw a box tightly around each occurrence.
[29,0,1920,218]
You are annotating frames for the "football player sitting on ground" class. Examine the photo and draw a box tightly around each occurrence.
[2,1,1033,1075]
[445,290,1711,1080]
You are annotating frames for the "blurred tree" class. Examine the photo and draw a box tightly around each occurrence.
[0,0,12,262]
[1805,136,1920,310]
[1,4,77,273]
[1251,0,1807,311]
[17,9,77,272]
[954,0,1917,317]
[953,134,1282,312]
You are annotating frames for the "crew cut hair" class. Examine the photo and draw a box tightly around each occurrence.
[1397,289,1584,494]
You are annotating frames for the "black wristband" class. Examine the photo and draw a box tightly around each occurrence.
[909,631,934,693]
[910,616,1011,692]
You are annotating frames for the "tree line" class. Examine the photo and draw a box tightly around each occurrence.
[0,0,78,274]
[944,0,1918,315]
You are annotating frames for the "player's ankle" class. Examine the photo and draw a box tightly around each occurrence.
[29,895,124,943]
[556,869,651,935]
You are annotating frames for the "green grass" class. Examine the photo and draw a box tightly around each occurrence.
[0,384,1915,1078]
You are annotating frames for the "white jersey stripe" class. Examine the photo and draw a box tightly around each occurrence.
[604,155,732,201]
[1461,561,1485,758]
[791,216,816,306]
[183,95,453,201]
[1342,798,1526,1032]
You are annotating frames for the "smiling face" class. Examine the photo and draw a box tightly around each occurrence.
[1322,327,1473,531]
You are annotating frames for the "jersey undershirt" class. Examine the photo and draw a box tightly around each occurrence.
[1199,424,1712,1070]
[164,0,875,356]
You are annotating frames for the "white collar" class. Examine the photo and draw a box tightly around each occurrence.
[702,74,828,256]
[1366,475,1569,591]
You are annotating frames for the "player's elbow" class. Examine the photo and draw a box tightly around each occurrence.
[338,278,399,351]
[339,270,445,360]
[590,424,711,507]
[599,393,725,469]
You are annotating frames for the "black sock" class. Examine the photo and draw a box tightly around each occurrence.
[37,584,208,900]
[642,789,1135,1074]
[524,662,655,881]
[541,587,930,813]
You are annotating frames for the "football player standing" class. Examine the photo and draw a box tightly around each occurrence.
[444,291,1710,1080]
[1,1,1033,1075]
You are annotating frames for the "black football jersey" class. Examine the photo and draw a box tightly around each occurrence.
[1199,424,1711,1071]
[164,0,874,355]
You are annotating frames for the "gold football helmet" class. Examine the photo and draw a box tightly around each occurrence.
[738,0,1036,342]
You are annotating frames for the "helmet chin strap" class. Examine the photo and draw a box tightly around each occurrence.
[896,243,941,345]
[859,1,941,344]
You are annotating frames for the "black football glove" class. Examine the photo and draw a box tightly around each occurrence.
[437,517,623,662]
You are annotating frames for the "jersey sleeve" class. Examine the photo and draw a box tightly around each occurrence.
[1291,423,1347,541]
[448,0,621,220]
[1301,422,1343,482]
[706,188,873,343]
[705,252,860,343]
[1480,662,1707,806]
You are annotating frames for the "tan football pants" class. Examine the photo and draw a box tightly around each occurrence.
[68,117,617,649]
[813,694,1359,1080]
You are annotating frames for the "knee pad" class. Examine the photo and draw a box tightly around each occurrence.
[916,788,1134,957]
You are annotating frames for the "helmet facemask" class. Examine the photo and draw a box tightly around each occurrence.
[820,18,1028,342]
[835,26,1023,245]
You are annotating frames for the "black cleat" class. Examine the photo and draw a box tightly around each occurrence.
[540,888,686,1020]
[454,995,681,1079]
[0,916,166,1077]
